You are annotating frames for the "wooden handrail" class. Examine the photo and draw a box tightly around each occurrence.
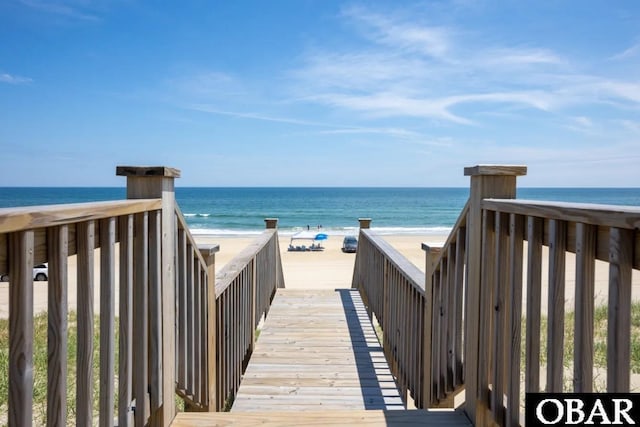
[421,198,468,409]
[352,228,426,408]
[209,228,283,411]
[0,199,162,233]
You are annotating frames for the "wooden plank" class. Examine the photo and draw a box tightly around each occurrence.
[77,221,95,426]
[233,289,403,412]
[607,227,633,392]
[148,211,163,416]
[477,209,495,416]
[133,212,149,425]
[172,409,472,426]
[525,216,543,393]
[491,211,509,424]
[482,198,640,230]
[177,228,187,389]
[47,225,68,427]
[453,227,465,387]
[99,218,116,427]
[574,223,596,392]
[118,215,134,427]
[9,230,35,427]
[0,199,162,234]
[506,214,524,427]
[547,219,566,392]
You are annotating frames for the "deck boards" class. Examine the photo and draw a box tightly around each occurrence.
[171,288,470,426]
[232,288,404,412]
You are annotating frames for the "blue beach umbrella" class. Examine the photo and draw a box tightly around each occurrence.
[315,233,328,240]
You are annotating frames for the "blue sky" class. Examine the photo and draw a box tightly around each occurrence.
[1,1,639,187]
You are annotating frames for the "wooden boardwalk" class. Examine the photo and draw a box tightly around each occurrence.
[233,289,403,411]
[172,288,471,426]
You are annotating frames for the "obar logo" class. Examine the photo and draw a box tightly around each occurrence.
[526,394,640,426]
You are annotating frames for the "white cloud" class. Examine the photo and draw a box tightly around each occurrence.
[610,42,640,61]
[0,73,32,84]
[289,4,640,128]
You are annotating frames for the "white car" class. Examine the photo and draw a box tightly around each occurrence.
[0,263,48,282]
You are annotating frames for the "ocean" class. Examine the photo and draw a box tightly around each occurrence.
[0,187,639,237]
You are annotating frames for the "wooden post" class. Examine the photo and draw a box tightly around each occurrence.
[359,218,372,229]
[264,218,278,229]
[422,243,441,408]
[463,165,526,425]
[198,244,220,411]
[116,166,180,426]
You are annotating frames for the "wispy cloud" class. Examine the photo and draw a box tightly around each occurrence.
[610,42,640,61]
[290,4,640,127]
[187,104,334,127]
[20,0,101,21]
[0,73,32,84]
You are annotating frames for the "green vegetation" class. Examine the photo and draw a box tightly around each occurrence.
[523,302,640,392]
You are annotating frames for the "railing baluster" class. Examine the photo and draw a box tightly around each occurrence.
[99,217,116,427]
[177,228,187,390]
[119,215,134,427]
[607,227,633,392]
[77,221,95,426]
[525,216,543,393]
[148,211,163,417]
[186,243,195,397]
[506,214,524,427]
[133,212,149,425]
[453,227,465,387]
[478,209,495,416]
[574,223,596,392]
[492,211,509,424]
[47,225,68,427]
[547,219,566,392]
[9,230,35,427]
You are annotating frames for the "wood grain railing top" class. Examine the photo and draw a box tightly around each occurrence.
[359,228,425,295]
[0,199,162,233]
[483,198,640,228]
[215,230,277,298]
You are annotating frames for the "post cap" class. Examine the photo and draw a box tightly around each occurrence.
[358,218,372,229]
[464,165,527,177]
[198,244,220,267]
[421,243,443,253]
[265,218,279,229]
[116,166,181,178]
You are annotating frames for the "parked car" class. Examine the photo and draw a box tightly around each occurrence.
[342,235,358,253]
[0,263,48,282]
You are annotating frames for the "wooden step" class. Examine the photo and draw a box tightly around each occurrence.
[171,409,472,426]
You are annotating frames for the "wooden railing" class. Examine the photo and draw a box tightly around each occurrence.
[476,198,640,426]
[0,198,166,426]
[422,200,469,408]
[1,166,284,426]
[352,219,427,408]
[211,221,284,411]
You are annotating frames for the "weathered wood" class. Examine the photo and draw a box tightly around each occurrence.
[9,230,35,427]
[607,227,633,392]
[99,218,116,427]
[233,289,405,412]
[525,217,543,393]
[574,223,596,392]
[482,199,640,233]
[133,212,149,425]
[172,409,473,426]
[121,164,179,426]
[76,221,95,426]
[464,165,523,425]
[422,245,440,407]
[177,228,187,390]
[491,211,509,424]
[148,211,163,419]
[118,215,134,427]
[506,214,524,427]
[0,199,161,234]
[47,225,68,427]
[477,209,495,423]
[547,220,567,392]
